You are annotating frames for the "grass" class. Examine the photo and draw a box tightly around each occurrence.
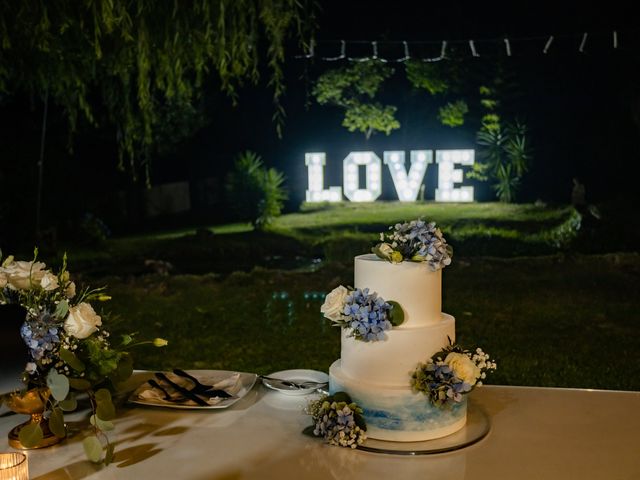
[23,201,639,391]
[104,253,640,391]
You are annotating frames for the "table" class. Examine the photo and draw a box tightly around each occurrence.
[1,383,639,480]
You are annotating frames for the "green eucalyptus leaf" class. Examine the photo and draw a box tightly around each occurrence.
[59,394,78,412]
[49,407,66,438]
[54,300,69,319]
[68,378,91,391]
[46,369,70,401]
[354,412,367,431]
[83,436,103,463]
[114,354,133,383]
[90,414,115,431]
[105,443,115,465]
[388,300,405,326]
[19,422,43,448]
[302,425,317,437]
[95,389,116,421]
[59,348,85,372]
[331,391,352,404]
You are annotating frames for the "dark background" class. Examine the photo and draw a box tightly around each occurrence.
[1,1,639,243]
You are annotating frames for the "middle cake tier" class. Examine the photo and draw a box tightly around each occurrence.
[340,313,456,386]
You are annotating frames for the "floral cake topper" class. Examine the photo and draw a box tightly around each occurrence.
[373,219,453,271]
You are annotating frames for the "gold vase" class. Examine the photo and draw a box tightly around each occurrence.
[5,387,65,449]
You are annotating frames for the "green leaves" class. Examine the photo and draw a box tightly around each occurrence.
[49,407,66,438]
[0,1,313,180]
[68,378,91,391]
[54,299,69,319]
[83,436,103,463]
[59,394,78,412]
[387,301,405,327]
[94,389,116,421]
[18,422,43,448]
[313,61,399,139]
[59,348,85,372]
[46,369,70,401]
[90,414,114,431]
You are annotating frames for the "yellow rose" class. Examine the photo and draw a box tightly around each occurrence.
[445,352,481,385]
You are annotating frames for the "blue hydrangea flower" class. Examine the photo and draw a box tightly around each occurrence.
[20,311,61,364]
[342,288,393,342]
[378,219,453,271]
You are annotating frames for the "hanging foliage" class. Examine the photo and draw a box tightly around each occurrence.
[0,0,314,182]
[312,60,399,139]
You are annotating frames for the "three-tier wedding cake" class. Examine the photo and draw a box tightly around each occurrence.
[322,218,478,442]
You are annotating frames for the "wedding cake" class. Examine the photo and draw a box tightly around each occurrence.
[322,220,492,443]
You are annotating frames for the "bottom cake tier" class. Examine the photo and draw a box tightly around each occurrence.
[329,360,467,442]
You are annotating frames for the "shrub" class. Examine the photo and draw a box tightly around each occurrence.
[225,151,287,228]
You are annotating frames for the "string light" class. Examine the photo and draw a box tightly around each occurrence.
[296,31,627,62]
[504,38,512,57]
[469,39,479,57]
[323,39,346,61]
[579,32,588,53]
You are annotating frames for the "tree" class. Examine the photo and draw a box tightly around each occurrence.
[0,0,314,182]
[312,60,399,139]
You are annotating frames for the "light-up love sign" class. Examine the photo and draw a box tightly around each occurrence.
[305,149,475,202]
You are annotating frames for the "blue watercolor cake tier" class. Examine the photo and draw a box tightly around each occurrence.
[330,359,467,441]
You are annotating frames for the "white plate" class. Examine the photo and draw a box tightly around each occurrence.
[262,369,329,396]
[129,370,257,410]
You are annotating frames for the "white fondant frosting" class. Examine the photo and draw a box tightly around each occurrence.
[354,254,441,327]
[328,253,465,441]
[340,313,455,386]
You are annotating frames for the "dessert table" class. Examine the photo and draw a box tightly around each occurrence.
[1,382,639,480]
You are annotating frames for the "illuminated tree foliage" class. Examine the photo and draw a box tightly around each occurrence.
[0,0,313,182]
[312,60,399,139]
[405,58,469,128]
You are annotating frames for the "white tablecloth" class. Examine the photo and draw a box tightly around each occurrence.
[1,383,639,479]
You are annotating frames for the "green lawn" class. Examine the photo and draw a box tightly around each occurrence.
[51,201,638,392]
[104,253,640,391]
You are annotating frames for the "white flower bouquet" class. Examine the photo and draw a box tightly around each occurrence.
[0,249,167,463]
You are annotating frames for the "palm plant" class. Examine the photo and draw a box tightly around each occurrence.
[225,151,287,228]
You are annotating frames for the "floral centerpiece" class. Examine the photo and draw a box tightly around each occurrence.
[373,219,452,271]
[304,392,367,448]
[0,249,167,463]
[411,340,497,407]
[320,286,404,342]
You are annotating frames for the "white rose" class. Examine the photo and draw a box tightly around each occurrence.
[5,260,47,290]
[320,285,349,322]
[445,352,481,385]
[64,303,102,339]
[40,272,59,291]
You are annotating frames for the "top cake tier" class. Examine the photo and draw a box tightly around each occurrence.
[354,254,442,327]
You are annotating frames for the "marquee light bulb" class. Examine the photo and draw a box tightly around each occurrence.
[343,152,382,202]
[305,152,343,202]
[383,150,432,202]
[435,149,475,202]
